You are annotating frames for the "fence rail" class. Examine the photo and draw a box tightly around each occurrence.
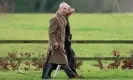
[0,40,133,44]
[0,57,133,61]
[0,40,133,61]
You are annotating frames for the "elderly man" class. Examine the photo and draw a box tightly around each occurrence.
[44,5,82,78]
[42,2,80,79]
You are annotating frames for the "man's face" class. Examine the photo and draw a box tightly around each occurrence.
[60,4,68,15]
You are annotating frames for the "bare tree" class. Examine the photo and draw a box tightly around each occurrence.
[39,0,47,12]
[0,0,9,13]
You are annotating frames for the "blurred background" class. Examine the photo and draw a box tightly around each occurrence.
[0,0,133,80]
[0,0,133,13]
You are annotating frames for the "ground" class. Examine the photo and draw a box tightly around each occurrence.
[0,13,133,79]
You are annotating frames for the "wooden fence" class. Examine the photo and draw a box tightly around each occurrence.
[0,40,133,61]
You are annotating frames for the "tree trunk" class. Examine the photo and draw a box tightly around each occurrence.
[39,0,47,12]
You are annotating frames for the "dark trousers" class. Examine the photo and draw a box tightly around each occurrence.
[65,47,77,75]
[65,47,76,69]
[43,47,77,78]
[42,63,75,79]
[42,46,77,79]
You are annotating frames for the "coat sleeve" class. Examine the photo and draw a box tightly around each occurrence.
[49,17,58,45]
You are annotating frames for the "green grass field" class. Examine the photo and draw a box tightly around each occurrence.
[0,13,133,79]
[0,13,133,57]
[0,62,133,80]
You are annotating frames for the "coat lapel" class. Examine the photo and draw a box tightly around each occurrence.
[56,11,66,27]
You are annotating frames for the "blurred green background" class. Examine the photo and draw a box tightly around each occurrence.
[0,0,133,13]
[0,0,133,80]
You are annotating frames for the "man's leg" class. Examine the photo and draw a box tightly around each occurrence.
[68,57,77,75]
[48,67,53,78]
[71,69,77,75]
[42,63,53,79]
[66,47,78,75]
[48,64,57,78]
[61,64,76,78]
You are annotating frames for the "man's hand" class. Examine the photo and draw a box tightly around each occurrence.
[53,43,58,49]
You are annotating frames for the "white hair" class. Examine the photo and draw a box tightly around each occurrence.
[59,2,68,9]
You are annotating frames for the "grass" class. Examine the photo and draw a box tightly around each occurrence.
[0,13,133,40]
[0,44,132,57]
[0,13,133,79]
[0,13,133,57]
[0,61,133,80]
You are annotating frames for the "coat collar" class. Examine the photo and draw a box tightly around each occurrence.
[56,11,66,26]
[56,11,63,17]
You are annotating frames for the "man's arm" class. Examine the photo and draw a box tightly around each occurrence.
[49,17,58,49]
